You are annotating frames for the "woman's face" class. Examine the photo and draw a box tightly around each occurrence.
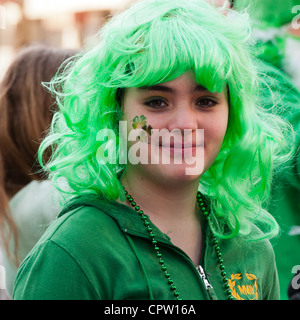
[121,71,229,185]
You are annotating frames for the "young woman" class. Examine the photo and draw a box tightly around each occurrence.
[13,0,290,300]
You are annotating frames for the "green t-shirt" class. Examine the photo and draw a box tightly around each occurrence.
[13,195,279,300]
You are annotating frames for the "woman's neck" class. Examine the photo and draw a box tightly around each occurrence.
[120,169,200,220]
[120,169,203,265]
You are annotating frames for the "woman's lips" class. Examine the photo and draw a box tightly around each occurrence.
[160,143,202,148]
[158,143,203,157]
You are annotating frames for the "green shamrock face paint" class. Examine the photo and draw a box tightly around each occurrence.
[132,115,153,142]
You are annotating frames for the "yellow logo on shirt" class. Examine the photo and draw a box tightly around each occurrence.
[228,273,259,300]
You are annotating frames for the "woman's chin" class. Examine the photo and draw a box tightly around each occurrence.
[144,162,204,186]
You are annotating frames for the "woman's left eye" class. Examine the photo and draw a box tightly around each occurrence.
[196,98,217,108]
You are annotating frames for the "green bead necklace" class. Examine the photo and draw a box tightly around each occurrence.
[124,188,233,300]
[196,192,233,300]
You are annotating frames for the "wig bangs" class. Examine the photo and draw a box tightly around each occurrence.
[109,10,231,94]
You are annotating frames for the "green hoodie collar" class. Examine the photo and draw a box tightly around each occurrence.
[58,194,172,243]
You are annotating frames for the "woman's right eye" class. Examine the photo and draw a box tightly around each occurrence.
[144,98,168,109]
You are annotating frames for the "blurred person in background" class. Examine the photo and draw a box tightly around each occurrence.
[0,45,77,298]
[234,0,300,300]
[234,0,300,89]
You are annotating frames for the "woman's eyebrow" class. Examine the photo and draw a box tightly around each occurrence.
[137,84,209,93]
[194,85,209,93]
[138,85,174,93]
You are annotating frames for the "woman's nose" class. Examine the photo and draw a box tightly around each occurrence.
[168,105,198,132]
